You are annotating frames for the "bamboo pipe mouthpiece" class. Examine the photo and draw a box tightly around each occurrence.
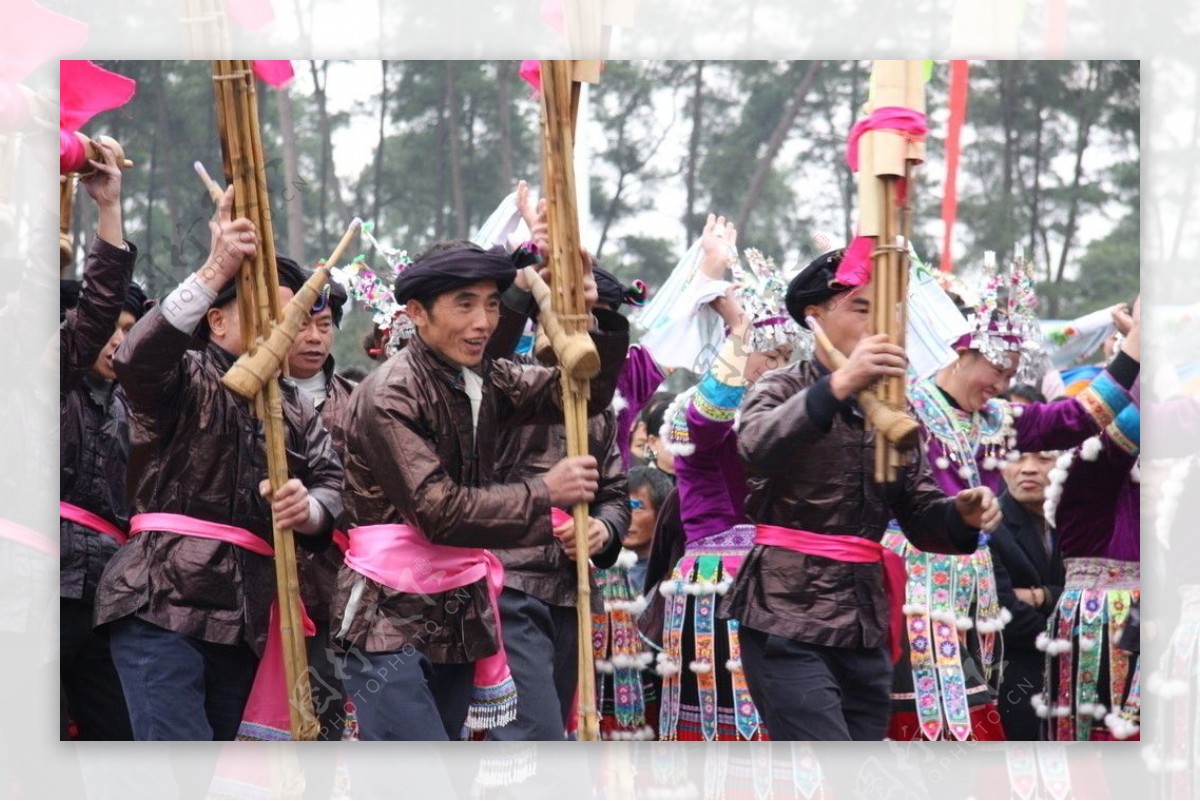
[222,220,362,399]
[805,316,920,451]
[523,267,600,380]
[194,160,226,205]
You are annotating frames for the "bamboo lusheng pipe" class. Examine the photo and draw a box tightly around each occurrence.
[538,59,601,742]
[522,266,600,380]
[223,220,362,399]
[210,59,318,741]
[806,316,920,452]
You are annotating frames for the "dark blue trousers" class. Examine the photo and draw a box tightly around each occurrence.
[487,587,578,741]
[108,616,257,741]
[340,646,473,740]
[738,626,892,740]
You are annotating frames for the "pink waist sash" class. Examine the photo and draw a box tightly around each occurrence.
[344,523,518,731]
[60,501,127,545]
[129,513,273,557]
[129,512,315,741]
[755,524,906,664]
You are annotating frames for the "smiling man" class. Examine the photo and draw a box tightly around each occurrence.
[332,239,630,741]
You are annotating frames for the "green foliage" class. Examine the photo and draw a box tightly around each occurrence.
[86,59,1139,348]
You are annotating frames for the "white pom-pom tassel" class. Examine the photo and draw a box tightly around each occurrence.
[1130,461,1141,483]
[956,616,975,631]
[982,456,998,471]
[610,390,629,415]
[1079,635,1098,651]
[655,661,680,678]
[615,549,639,569]
[1081,436,1103,462]
[659,581,678,598]
[1104,712,1139,740]
[1005,450,1021,462]
[936,457,950,470]
[725,658,742,672]
[1031,693,1048,718]
[999,607,1013,623]
[958,464,974,480]
[1035,632,1051,652]
[902,604,927,616]
[689,660,713,674]
[1052,705,1072,718]
[1049,638,1073,656]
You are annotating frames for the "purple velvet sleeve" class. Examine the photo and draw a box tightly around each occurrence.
[674,403,747,542]
[615,344,667,468]
[1054,437,1137,559]
[1014,368,1132,452]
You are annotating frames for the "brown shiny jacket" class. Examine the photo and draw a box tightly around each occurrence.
[719,360,979,650]
[94,307,344,656]
[492,407,629,610]
[332,310,630,663]
[296,359,357,621]
[60,239,136,603]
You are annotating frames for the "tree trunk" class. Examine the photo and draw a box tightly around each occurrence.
[445,63,468,239]
[310,60,329,243]
[309,60,352,239]
[1050,61,1101,318]
[372,61,388,236]
[434,68,447,240]
[842,62,862,245]
[496,61,515,191]
[274,86,305,261]
[683,60,704,241]
[154,62,180,275]
[734,61,821,235]
[1027,101,1045,281]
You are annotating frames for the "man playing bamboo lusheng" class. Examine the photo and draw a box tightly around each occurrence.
[483,260,630,741]
[718,248,1001,741]
[332,239,630,741]
[59,141,143,741]
[93,188,344,741]
[285,279,357,741]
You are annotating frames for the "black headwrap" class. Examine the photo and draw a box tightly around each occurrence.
[785,248,847,328]
[123,282,149,320]
[197,255,308,342]
[59,279,150,322]
[592,265,648,310]
[393,243,515,305]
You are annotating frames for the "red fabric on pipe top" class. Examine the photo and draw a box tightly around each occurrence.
[940,60,970,274]
[833,235,877,289]
[59,60,135,134]
[251,60,294,88]
[519,60,541,96]
[845,106,928,173]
